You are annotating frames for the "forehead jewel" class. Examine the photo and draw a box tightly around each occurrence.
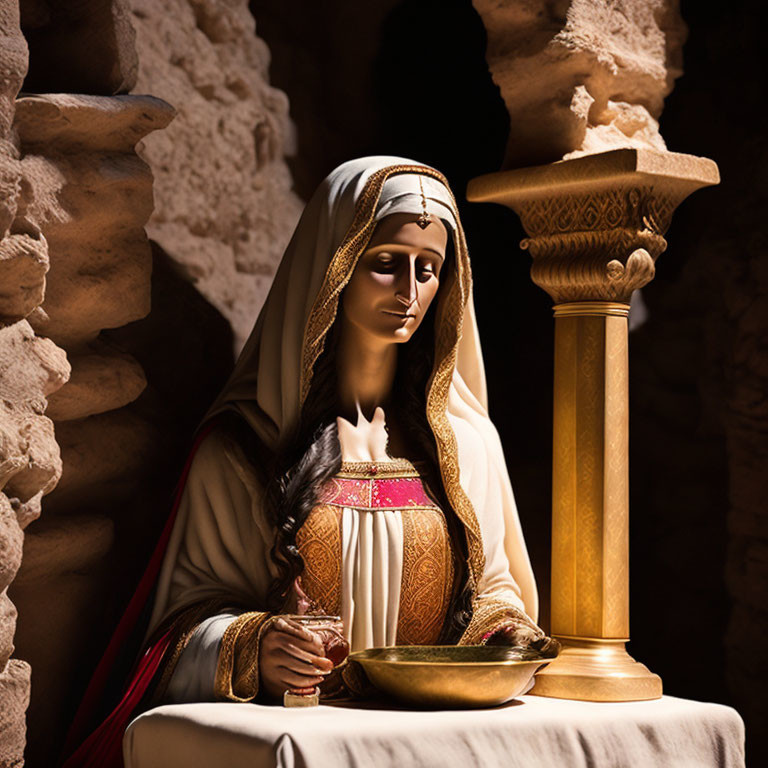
[417,175,431,230]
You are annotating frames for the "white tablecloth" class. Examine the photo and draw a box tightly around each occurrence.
[124,695,745,768]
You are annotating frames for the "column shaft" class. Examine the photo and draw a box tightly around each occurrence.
[552,307,629,639]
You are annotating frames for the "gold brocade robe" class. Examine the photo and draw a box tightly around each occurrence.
[155,434,539,706]
[296,458,457,647]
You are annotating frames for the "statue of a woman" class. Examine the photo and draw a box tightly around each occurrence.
[63,156,555,766]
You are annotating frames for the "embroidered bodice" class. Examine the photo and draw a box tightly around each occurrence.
[296,459,457,651]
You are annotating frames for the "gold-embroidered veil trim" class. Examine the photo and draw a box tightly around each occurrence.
[298,164,486,592]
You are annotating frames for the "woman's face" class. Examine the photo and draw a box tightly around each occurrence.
[341,212,448,344]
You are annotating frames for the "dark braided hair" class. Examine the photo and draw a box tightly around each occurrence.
[227,228,473,639]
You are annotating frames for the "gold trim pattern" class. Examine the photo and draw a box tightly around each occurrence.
[397,507,456,645]
[297,163,486,596]
[214,611,274,702]
[553,301,630,318]
[296,504,343,616]
[458,596,539,646]
[337,458,419,478]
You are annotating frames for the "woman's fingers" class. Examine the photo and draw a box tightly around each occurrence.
[272,618,324,652]
[269,627,325,657]
[265,630,334,670]
[277,644,333,674]
[277,668,325,690]
[272,617,313,641]
[261,619,338,698]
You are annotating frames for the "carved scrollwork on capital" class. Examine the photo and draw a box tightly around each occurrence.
[518,186,675,303]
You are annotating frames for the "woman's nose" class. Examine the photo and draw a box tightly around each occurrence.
[395,258,418,307]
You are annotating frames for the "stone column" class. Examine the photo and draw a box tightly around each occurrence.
[468,148,718,700]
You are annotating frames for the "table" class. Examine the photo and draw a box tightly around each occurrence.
[124,695,745,768]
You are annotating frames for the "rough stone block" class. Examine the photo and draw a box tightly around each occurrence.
[0,231,49,321]
[0,495,22,594]
[44,410,161,508]
[0,319,70,401]
[472,0,685,168]
[0,321,68,503]
[36,235,153,348]
[46,343,146,421]
[11,95,173,349]
[14,513,113,587]
[128,0,303,350]
[0,1,27,137]
[0,403,60,503]
[0,589,17,670]
[13,93,173,153]
[11,519,113,768]
[19,151,155,233]
[0,659,29,768]
[0,141,21,243]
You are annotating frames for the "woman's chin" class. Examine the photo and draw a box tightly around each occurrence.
[367,320,419,344]
[386,326,417,343]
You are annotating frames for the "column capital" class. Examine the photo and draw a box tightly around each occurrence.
[468,148,719,303]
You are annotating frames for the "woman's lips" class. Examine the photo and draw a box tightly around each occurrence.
[382,309,416,318]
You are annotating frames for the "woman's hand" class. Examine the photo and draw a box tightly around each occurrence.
[485,623,561,657]
[259,616,335,700]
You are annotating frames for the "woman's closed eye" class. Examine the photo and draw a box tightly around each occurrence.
[374,255,396,271]
[372,254,438,280]
[417,256,442,281]
[418,262,436,277]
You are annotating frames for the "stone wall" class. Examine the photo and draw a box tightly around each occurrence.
[9,91,173,768]
[127,0,304,351]
[0,4,69,766]
[5,4,173,767]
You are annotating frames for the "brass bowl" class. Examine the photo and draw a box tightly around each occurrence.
[349,645,551,708]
